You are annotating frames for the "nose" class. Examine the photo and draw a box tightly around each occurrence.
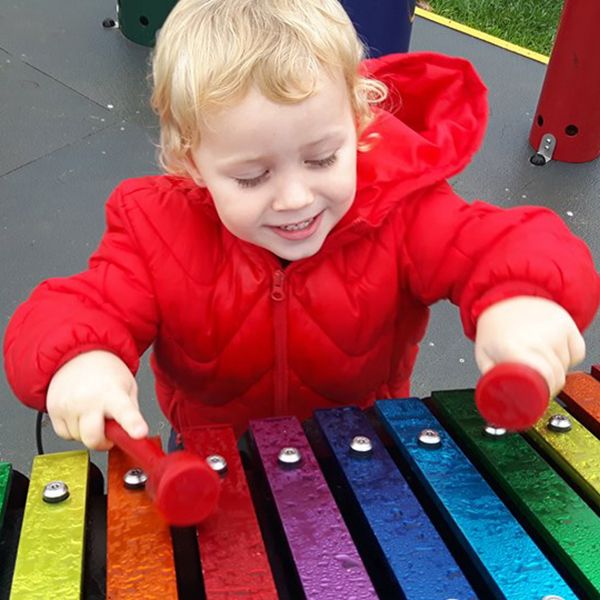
[271,176,314,212]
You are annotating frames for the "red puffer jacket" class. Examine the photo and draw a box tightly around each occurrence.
[4,52,599,436]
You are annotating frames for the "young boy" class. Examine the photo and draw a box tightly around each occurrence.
[3,0,599,450]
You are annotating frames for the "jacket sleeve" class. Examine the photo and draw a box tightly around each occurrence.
[3,183,159,411]
[401,181,600,338]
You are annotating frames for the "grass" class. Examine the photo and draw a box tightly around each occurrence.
[422,0,563,55]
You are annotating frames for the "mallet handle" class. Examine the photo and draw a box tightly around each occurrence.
[105,419,163,471]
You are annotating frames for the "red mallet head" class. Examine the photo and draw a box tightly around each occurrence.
[147,451,221,526]
[475,363,549,431]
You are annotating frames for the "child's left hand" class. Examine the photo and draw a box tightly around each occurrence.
[474,296,586,397]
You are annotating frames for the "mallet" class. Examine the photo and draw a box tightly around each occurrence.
[105,419,221,526]
[475,363,549,431]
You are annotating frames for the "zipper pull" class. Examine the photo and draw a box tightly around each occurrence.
[271,269,286,301]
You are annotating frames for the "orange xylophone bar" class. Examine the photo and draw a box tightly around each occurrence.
[559,369,600,438]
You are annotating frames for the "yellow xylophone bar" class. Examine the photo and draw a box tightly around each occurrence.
[526,398,600,512]
[10,450,88,600]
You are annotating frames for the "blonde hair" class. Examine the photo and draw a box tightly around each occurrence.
[151,0,387,176]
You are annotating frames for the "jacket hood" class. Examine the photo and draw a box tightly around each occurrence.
[345,52,488,227]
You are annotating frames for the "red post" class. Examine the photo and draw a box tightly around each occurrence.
[529,0,600,163]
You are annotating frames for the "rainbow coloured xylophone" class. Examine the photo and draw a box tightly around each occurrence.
[1,368,599,599]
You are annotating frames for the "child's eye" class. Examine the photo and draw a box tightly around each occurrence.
[235,171,269,188]
[306,153,338,168]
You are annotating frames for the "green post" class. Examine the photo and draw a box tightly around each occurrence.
[117,0,178,47]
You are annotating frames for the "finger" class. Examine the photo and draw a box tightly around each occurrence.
[527,348,566,398]
[79,412,114,451]
[546,351,566,397]
[567,329,586,368]
[107,395,149,439]
[474,347,494,375]
[49,415,72,441]
[554,341,571,372]
[63,415,82,442]
[128,379,139,404]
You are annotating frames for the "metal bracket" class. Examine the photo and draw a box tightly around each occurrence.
[532,133,557,166]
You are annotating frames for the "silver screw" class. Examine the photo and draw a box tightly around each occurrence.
[123,467,148,489]
[42,481,70,504]
[350,435,373,453]
[278,447,301,465]
[483,425,507,438]
[547,414,572,433]
[418,429,442,448]
[206,454,228,474]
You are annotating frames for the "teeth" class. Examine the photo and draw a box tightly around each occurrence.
[280,217,313,231]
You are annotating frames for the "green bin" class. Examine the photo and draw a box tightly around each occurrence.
[117,0,178,47]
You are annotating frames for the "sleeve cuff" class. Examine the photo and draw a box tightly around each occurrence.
[462,282,555,339]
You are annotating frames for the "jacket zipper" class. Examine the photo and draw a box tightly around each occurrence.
[271,269,288,415]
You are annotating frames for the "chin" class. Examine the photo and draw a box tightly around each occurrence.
[275,238,325,262]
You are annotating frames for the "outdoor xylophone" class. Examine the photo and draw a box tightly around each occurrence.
[1,366,599,599]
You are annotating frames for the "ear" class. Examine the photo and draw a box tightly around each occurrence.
[185,154,207,187]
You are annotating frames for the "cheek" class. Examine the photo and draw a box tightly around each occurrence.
[213,195,263,233]
[329,160,357,204]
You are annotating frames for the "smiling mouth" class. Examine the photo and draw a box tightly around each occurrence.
[269,211,323,241]
[277,216,316,232]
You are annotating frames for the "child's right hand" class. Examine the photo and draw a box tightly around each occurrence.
[46,350,148,450]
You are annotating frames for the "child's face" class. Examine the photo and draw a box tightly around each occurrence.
[190,70,357,261]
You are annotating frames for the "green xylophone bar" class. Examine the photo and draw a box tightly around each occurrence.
[430,389,600,599]
[0,463,11,530]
